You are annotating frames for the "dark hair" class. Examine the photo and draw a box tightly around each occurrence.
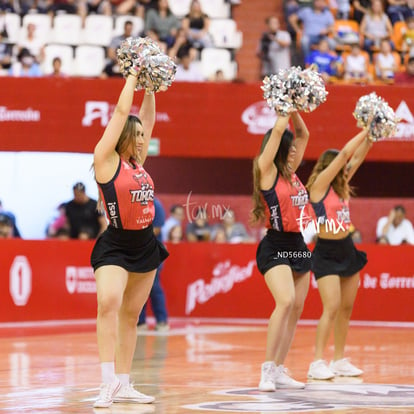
[394,205,406,214]
[170,204,183,213]
[251,128,294,223]
[408,57,414,65]
[306,148,353,200]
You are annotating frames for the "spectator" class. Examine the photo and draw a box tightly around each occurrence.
[349,224,362,244]
[220,209,251,243]
[108,0,137,16]
[168,224,183,243]
[288,0,336,59]
[101,57,123,78]
[78,0,111,24]
[395,55,414,82]
[137,0,158,19]
[64,182,107,239]
[0,29,12,71]
[360,0,393,54]
[343,43,372,82]
[174,50,205,82]
[49,56,67,77]
[46,203,69,238]
[186,207,211,241]
[374,38,398,81]
[305,38,343,82]
[386,0,414,25]
[0,199,21,237]
[334,0,352,19]
[211,225,227,243]
[401,16,414,55]
[257,15,291,77]
[138,197,169,331]
[9,47,42,77]
[0,213,13,238]
[376,205,414,244]
[168,27,195,59]
[145,0,180,49]
[108,20,135,62]
[47,0,78,17]
[181,0,212,50]
[17,23,45,64]
[161,204,185,241]
[0,0,15,13]
[352,0,371,23]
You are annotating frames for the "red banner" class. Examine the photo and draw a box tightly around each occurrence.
[1,78,413,161]
[1,240,413,323]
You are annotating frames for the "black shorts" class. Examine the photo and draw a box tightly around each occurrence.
[312,234,367,280]
[91,225,169,273]
[256,229,312,276]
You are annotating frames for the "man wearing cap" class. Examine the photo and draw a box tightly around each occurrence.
[64,182,107,239]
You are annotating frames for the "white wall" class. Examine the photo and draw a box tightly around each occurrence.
[0,152,99,239]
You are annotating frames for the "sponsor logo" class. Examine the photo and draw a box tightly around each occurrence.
[82,101,170,127]
[241,101,277,135]
[186,260,255,315]
[387,100,414,141]
[9,256,32,306]
[0,106,40,122]
[65,266,96,294]
[184,384,414,412]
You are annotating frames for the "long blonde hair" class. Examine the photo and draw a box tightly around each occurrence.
[306,149,354,200]
[250,128,294,224]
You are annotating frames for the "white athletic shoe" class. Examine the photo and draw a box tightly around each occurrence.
[93,378,121,408]
[307,359,335,380]
[113,383,155,404]
[258,361,276,392]
[275,365,305,389]
[329,358,363,377]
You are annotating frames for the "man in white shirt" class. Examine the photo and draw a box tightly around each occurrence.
[376,205,414,245]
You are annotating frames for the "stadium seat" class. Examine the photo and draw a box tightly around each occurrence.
[42,44,74,75]
[52,14,82,46]
[200,47,237,80]
[82,15,113,47]
[2,13,21,44]
[208,18,242,49]
[392,21,407,52]
[113,15,144,37]
[167,0,191,17]
[74,45,105,77]
[199,0,230,18]
[21,13,52,44]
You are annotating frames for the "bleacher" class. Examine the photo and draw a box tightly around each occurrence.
[0,0,242,78]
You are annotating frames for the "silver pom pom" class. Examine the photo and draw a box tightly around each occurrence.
[117,37,177,93]
[261,65,328,116]
[353,92,398,141]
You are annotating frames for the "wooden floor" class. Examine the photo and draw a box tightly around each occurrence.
[1,319,414,414]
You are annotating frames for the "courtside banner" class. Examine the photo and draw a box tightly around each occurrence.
[0,78,413,161]
[0,240,413,323]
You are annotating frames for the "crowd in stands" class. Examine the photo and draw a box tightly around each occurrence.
[2,189,414,245]
[0,0,241,80]
[257,0,414,84]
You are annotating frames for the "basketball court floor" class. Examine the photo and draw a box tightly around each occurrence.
[1,319,413,413]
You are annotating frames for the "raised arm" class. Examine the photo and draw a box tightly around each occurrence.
[257,115,290,190]
[138,92,156,165]
[345,133,372,181]
[94,74,137,181]
[290,112,309,172]
[309,129,369,202]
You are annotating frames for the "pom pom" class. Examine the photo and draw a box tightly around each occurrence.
[117,37,177,93]
[353,92,398,141]
[261,65,328,116]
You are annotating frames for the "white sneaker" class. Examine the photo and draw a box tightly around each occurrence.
[275,365,305,389]
[93,378,121,408]
[258,361,276,392]
[155,322,169,332]
[330,358,363,377]
[307,359,335,380]
[113,383,155,404]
